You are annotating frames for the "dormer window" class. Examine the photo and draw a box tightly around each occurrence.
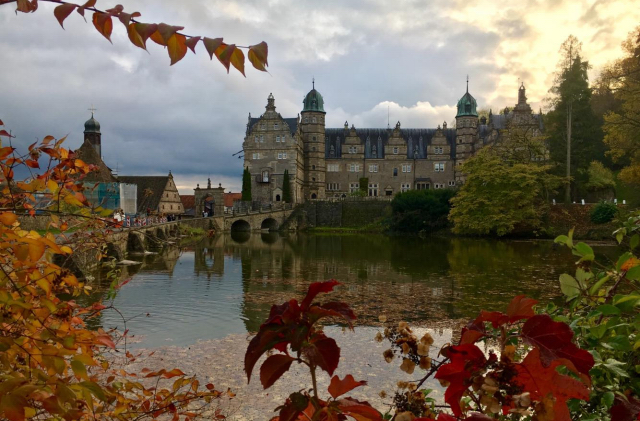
[329,145,335,158]
[372,145,377,158]
[348,146,357,154]
[274,123,279,129]
[393,147,399,154]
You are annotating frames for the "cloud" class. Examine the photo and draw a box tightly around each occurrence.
[1,0,638,195]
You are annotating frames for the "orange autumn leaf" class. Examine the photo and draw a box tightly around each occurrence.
[248,41,269,71]
[167,33,188,65]
[621,257,640,271]
[92,12,113,43]
[0,212,18,226]
[53,3,76,28]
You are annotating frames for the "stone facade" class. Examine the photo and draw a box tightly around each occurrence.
[194,179,225,217]
[243,82,543,203]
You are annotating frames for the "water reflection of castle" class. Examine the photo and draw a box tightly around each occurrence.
[187,233,570,333]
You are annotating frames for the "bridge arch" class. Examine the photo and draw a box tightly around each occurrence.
[260,217,279,232]
[127,232,146,253]
[230,219,251,232]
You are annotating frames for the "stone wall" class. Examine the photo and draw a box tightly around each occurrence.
[298,200,390,229]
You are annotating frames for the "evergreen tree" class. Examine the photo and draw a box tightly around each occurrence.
[546,36,604,202]
[282,169,292,203]
[241,167,252,202]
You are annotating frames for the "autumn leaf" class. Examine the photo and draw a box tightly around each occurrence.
[230,47,245,76]
[167,33,188,65]
[506,295,538,322]
[0,212,18,226]
[248,41,269,71]
[214,43,235,73]
[118,11,141,27]
[185,36,201,53]
[15,0,37,13]
[435,344,487,416]
[260,355,296,389]
[301,280,340,310]
[520,314,594,376]
[53,3,76,28]
[92,12,113,43]
[335,397,383,421]
[203,37,223,59]
[303,335,340,376]
[76,0,96,18]
[513,348,590,421]
[328,375,367,399]
[155,23,183,44]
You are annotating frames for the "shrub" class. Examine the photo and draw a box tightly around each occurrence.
[390,189,456,232]
[590,201,618,224]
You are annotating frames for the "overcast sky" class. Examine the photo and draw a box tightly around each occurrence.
[1,0,638,193]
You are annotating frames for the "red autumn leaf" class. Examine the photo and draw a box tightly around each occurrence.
[336,397,383,421]
[308,301,356,325]
[1,393,27,421]
[248,41,269,71]
[521,314,594,375]
[162,368,185,378]
[464,414,494,421]
[437,414,457,421]
[95,333,115,349]
[475,310,508,328]
[435,344,487,416]
[203,37,223,59]
[0,130,14,138]
[513,348,590,421]
[15,0,37,13]
[245,329,285,381]
[167,33,188,65]
[92,12,113,43]
[301,280,340,310]
[260,354,295,389]
[610,396,640,421]
[506,295,538,322]
[53,3,76,28]
[25,159,39,168]
[328,374,367,399]
[460,329,484,345]
[185,36,201,53]
[304,335,340,376]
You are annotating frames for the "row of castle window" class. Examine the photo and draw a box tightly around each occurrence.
[254,134,288,142]
[161,204,181,210]
[330,145,444,156]
[326,163,445,173]
[303,116,322,123]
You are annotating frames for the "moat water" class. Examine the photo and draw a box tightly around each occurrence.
[84,233,617,418]
[86,232,615,349]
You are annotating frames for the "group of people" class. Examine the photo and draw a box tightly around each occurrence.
[112,208,180,226]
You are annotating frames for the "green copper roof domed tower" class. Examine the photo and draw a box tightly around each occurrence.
[456,78,478,117]
[83,109,102,158]
[302,79,325,113]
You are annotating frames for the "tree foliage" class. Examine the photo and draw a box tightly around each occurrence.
[585,161,616,192]
[449,127,559,236]
[241,167,251,202]
[0,123,226,421]
[0,0,269,73]
[390,189,455,233]
[600,26,640,185]
[546,35,605,201]
[282,169,291,203]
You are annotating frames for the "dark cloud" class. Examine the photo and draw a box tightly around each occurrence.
[1,0,636,192]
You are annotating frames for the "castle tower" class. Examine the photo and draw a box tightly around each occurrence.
[454,79,479,184]
[300,80,326,200]
[84,111,101,158]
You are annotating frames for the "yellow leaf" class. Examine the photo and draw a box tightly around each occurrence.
[47,179,59,194]
[248,41,269,71]
[230,47,245,76]
[36,279,51,295]
[167,33,188,66]
[0,212,17,226]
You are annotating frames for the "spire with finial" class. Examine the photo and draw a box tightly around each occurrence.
[312,77,315,90]
[466,75,469,93]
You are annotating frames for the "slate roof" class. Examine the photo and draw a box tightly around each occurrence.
[247,117,298,135]
[75,140,116,183]
[117,176,170,213]
[489,113,544,130]
[324,128,457,159]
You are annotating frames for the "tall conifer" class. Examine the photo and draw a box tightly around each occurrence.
[241,167,252,202]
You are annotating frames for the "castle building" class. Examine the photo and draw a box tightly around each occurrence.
[242,82,542,203]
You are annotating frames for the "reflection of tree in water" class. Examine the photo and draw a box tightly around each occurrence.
[194,237,224,279]
[227,233,586,334]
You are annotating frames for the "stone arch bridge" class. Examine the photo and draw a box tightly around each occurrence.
[64,207,296,276]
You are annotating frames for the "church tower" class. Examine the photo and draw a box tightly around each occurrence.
[300,81,326,200]
[84,111,102,158]
[454,79,479,184]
